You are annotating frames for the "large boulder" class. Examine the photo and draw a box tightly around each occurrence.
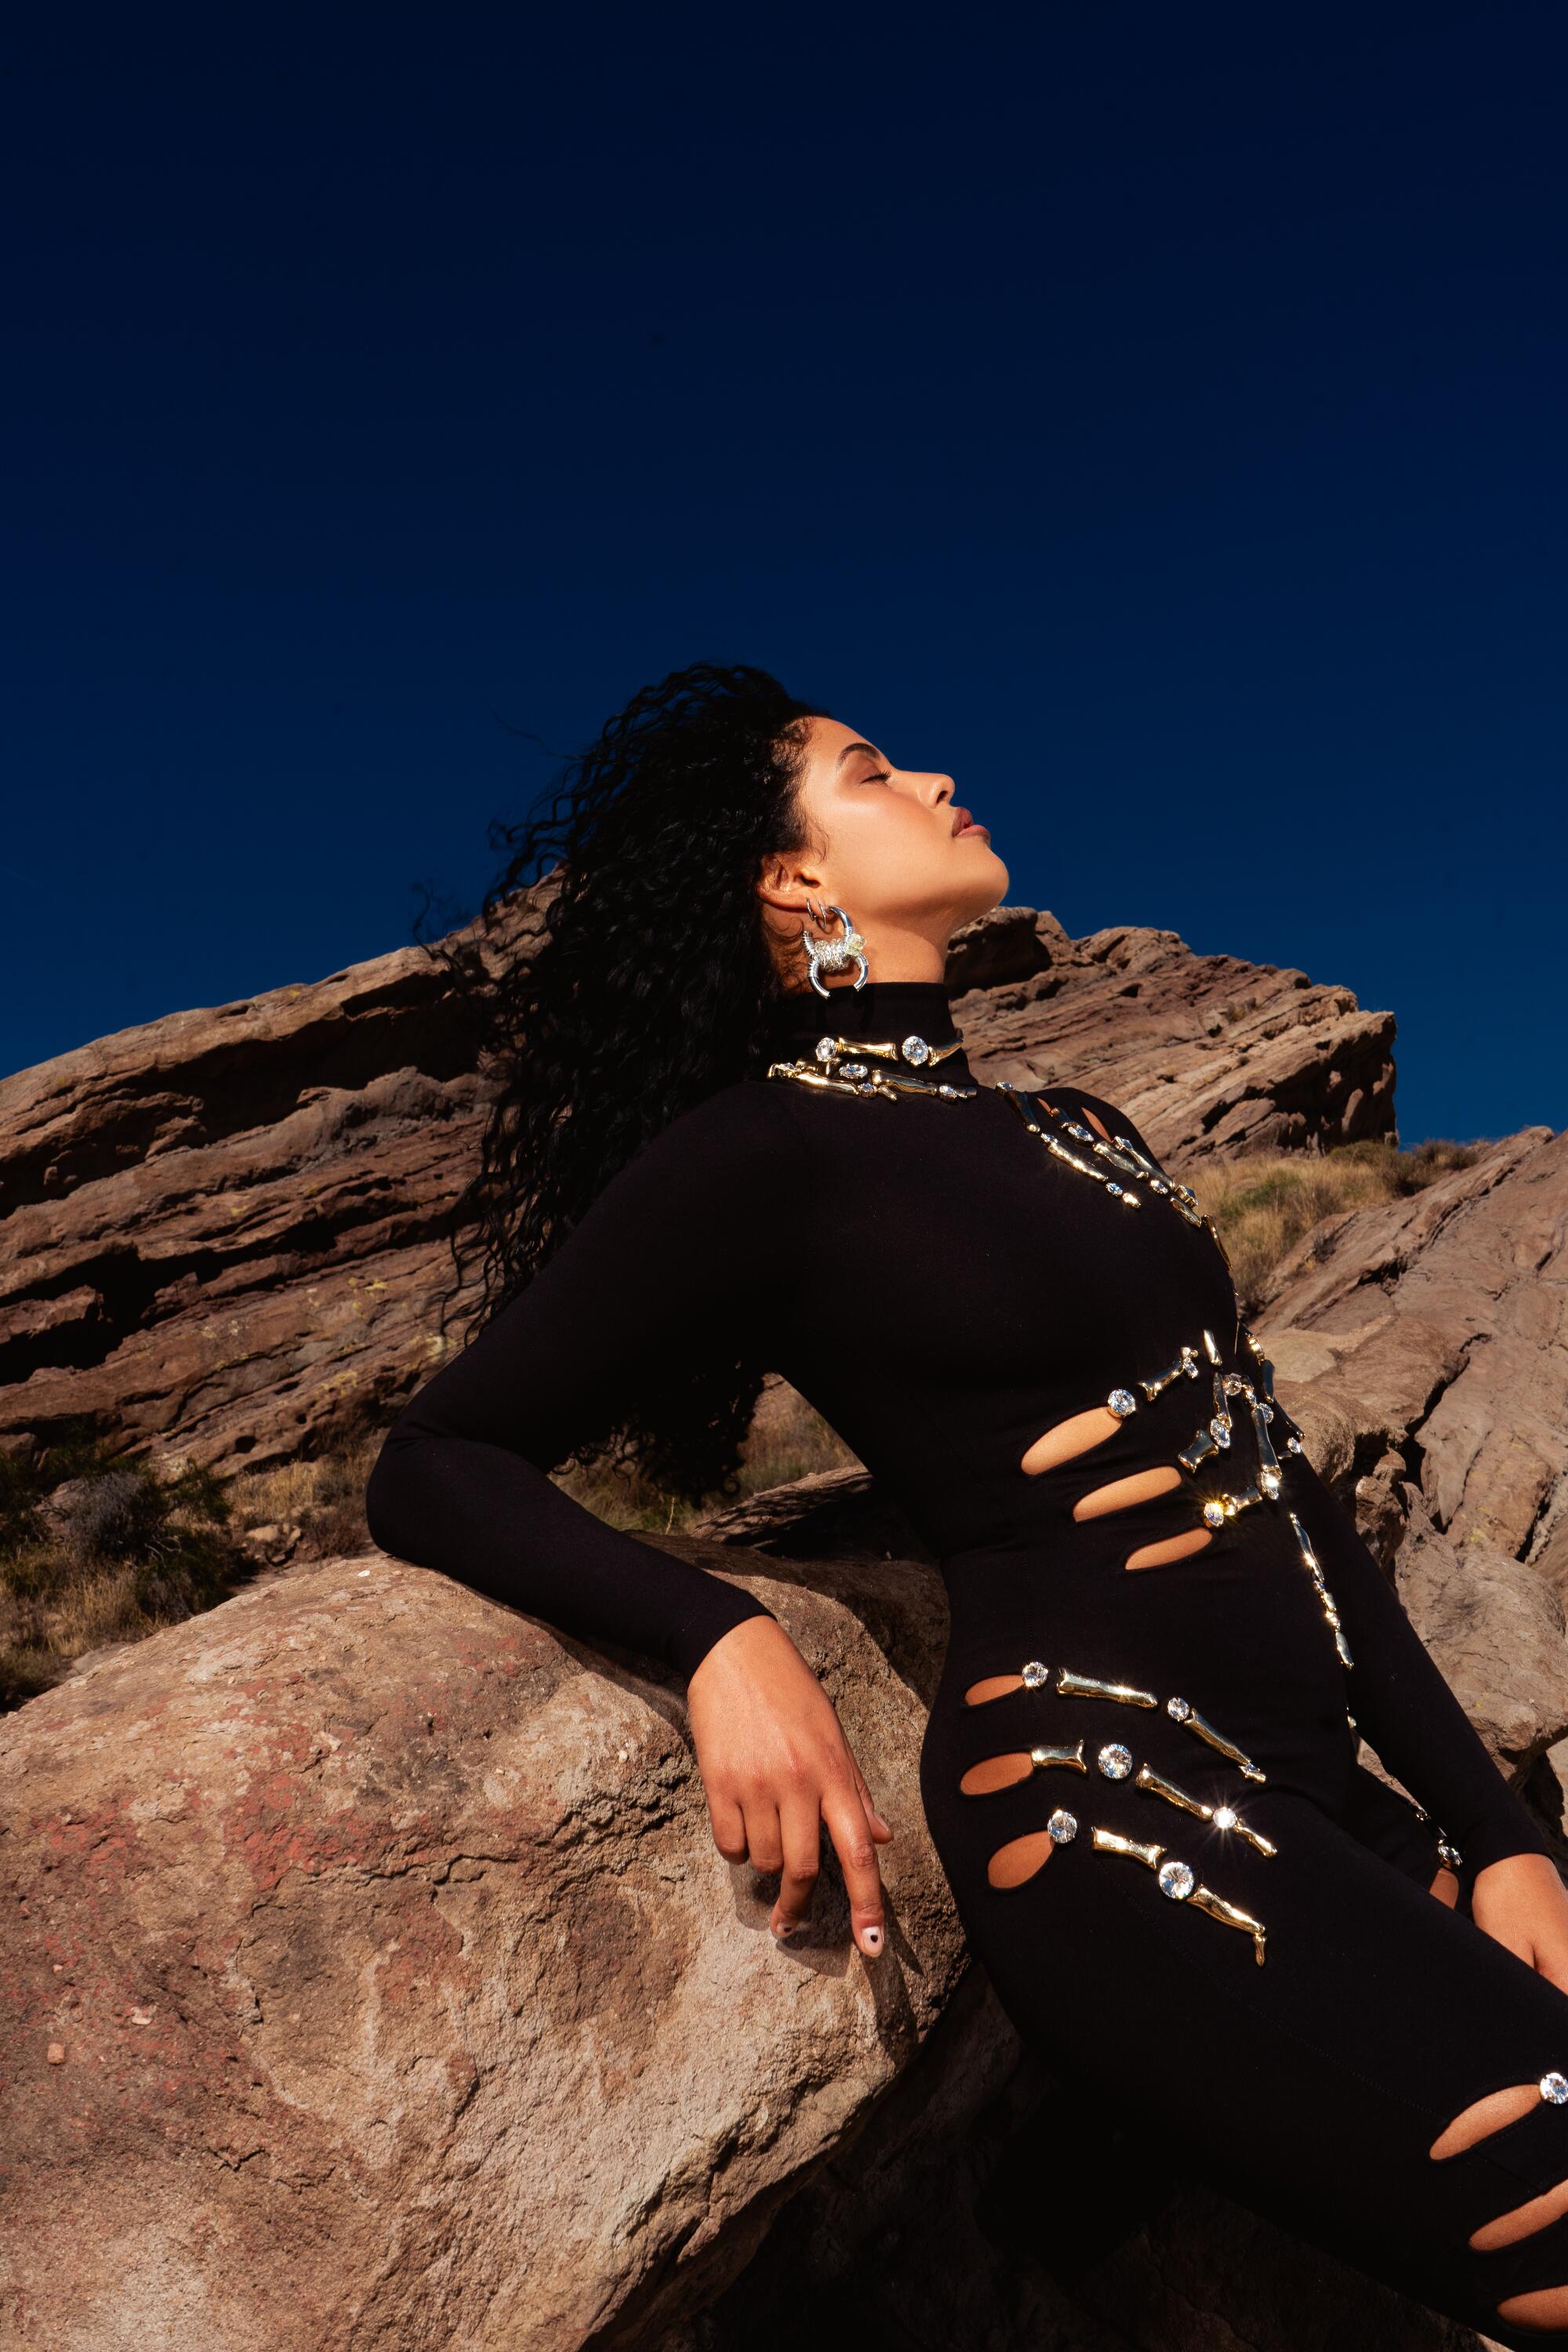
[0,1545,1483,2352]
[0,1544,962,2351]
[0,907,1393,1476]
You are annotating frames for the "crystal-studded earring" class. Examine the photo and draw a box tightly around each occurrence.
[802,901,869,998]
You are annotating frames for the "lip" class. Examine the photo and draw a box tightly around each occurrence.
[951,804,990,840]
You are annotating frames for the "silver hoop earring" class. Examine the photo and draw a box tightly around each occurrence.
[801,902,869,999]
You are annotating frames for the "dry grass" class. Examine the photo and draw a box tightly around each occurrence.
[1190,1138,1482,1313]
[0,1434,245,1711]
[555,1378,857,1535]
[0,1423,389,1713]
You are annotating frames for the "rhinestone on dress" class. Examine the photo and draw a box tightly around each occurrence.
[1541,2072,1568,2105]
[1210,1417,1232,1448]
[1047,1808,1078,1844]
[901,1034,931,1065]
[1167,1697,1192,1722]
[1158,1859,1196,1900]
[1202,1501,1228,1528]
[1022,1658,1050,1687]
[814,1036,836,1063]
[1108,1388,1138,1419]
[840,1062,868,1081]
[1212,1805,1239,1830]
[1098,1742,1134,1779]
[1259,1468,1283,1501]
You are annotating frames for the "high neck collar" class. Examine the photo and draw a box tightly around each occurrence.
[757,978,971,1081]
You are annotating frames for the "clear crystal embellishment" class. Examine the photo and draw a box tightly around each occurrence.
[1021,1659,1049,1688]
[1541,2072,1568,2105]
[1210,1417,1232,1447]
[1098,1742,1134,1779]
[814,1036,836,1063]
[1167,1696,1192,1722]
[840,1062,868,1081]
[901,1034,931,1065]
[1158,1859,1196,1900]
[1047,1807,1078,1844]
[1212,1805,1238,1830]
[1203,1500,1228,1528]
[1108,1388,1138,1419]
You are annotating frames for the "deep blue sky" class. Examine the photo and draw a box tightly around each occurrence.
[4,2,1564,1141]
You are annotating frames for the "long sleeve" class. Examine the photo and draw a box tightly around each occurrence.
[364,1080,801,1685]
[1280,1464,1555,1873]
[1073,1084,1554,1878]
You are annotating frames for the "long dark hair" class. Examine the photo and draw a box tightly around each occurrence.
[432,660,829,1504]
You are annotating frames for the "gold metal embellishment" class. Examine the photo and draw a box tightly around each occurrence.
[1091,1827,1268,1964]
[1288,1511,1355,1668]
[1091,1827,1163,1867]
[1055,1668,1159,1709]
[1029,1740,1088,1773]
[768,1026,976,1101]
[810,1033,964,1068]
[1134,1764,1278,1855]
[1164,1694,1267,1783]
[998,1085,1143,1209]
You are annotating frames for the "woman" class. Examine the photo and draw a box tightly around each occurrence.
[366,662,1568,2342]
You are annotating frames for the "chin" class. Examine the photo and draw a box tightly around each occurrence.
[964,845,1010,912]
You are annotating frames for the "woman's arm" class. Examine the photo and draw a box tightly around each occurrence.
[1275,1465,1555,1873]
[363,1082,789,1681]
[363,1079,893,1955]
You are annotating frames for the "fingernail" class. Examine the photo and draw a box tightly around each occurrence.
[860,1926,884,1956]
[772,1922,797,1940]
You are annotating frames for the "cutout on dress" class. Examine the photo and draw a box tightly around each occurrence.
[1429,2084,1542,2160]
[1429,1864,1460,1908]
[1470,2176,1568,2252]
[960,1752,1035,1795]
[1496,2285,1568,2330]
[987,1831,1056,1888]
[1126,1527,1214,1571]
[964,1672,1025,1706]
[1021,1406,1122,1477]
[1073,1465,1184,1520]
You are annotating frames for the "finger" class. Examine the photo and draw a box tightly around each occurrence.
[848,1758,895,1842]
[771,1792,822,1940]
[707,1790,750,1864]
[742,1798,784,1879]
[823,1780,887,1960]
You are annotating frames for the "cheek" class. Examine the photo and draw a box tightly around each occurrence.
[829,799,946,909]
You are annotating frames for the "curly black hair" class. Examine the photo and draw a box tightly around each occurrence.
[430,659,830,1506]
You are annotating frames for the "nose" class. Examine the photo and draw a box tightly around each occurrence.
[918,770,956,808]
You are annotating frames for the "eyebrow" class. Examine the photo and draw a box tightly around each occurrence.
[836,739,885,768]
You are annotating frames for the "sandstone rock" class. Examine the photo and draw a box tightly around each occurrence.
[955,912,1397,1163]
[1257,1125,1568,1798]
[0,906,1393,1475]
[0,1545,963,2352]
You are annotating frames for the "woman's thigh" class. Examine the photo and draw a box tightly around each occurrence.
[946,1785,1568,2343]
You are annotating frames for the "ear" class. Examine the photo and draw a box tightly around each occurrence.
[756,845,826,916]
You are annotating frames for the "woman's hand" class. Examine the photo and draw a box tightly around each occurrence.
[1472,1852,1568,1992]
[685,1614,895,1958]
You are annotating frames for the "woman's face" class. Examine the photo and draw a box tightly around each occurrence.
[769,714,1010,960]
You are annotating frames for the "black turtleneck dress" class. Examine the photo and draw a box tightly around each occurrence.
[365,980,1568,2343]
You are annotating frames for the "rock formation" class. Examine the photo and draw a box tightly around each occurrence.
[0,901,1393,1479]
[1254,1123,1568,1813]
